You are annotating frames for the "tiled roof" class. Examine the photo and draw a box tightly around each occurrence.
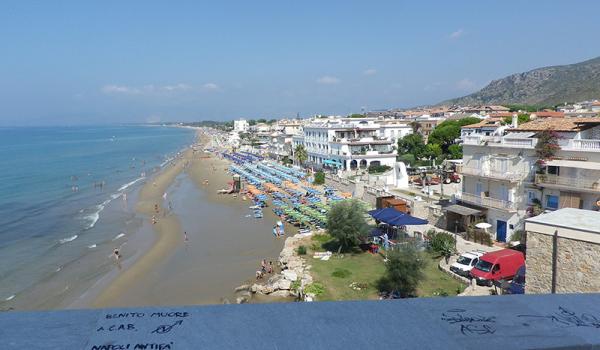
[462,117,505,129]
[531,111,565,118]
[516,117,600,132]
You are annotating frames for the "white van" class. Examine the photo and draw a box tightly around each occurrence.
[450,250,485,277]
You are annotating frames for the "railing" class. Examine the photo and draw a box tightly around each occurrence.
[535,173,600,191]
[462,135,537,148]
[460,167,526,182]
[563,139,600,151]
[459,192,516,211]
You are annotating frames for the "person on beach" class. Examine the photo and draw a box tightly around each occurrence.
[113,248,122,269]
[255,270,263,280]
[184,231,189,243]
[268,261,273,274]
[152,215,157,225]
[154,204,159,214]
[272,225,278,238]
[261,259,267,274]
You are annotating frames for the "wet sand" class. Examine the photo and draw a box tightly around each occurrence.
[92,135,286,307]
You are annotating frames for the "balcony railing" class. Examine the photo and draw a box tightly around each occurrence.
[463,135,537,148]
[460,192,516,211]
[535,173,600,192]
[460,167,526,182]
[561,139,600,152]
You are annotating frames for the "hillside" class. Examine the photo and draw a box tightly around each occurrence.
[441,56,600,106]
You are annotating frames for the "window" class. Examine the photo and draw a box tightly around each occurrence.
[546,195,559,210]
[527,190,537,205]
[476,182,483,196]
[492,265,500,274]
[547,166,560,176]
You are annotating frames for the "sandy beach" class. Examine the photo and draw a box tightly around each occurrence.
[92,132,286,307]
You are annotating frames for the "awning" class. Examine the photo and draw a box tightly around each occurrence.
[369,207,428,226]
[444,204,482,216]
[323,159,343,167]
[546,159,600,171]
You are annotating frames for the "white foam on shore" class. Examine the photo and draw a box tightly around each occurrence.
[118,176,145,192]
[5,295,15,301]
[59,235,78,244]
[112,233,125,241]
[88,244,97,249]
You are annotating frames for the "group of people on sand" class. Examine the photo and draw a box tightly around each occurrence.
[256,259,274,279]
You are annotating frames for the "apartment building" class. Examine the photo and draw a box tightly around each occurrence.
[292,119,397,170]
[457,117,600,242]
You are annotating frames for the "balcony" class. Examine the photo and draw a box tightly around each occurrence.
[561,139,600,152]
[459,192,516,211]
[535,173,600,192]
[460,167,527,182]
[463,135,537,148]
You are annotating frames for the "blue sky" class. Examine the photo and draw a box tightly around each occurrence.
[0,0,598,125]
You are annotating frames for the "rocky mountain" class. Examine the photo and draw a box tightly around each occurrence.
[441,56,600,106]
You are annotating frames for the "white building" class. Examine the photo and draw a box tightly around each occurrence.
[456,117,600,242]
[233,119,249,133]
[292,118,397,170]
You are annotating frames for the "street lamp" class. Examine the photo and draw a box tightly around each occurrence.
[454,220,459,249]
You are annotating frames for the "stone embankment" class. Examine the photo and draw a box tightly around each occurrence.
[235,233,315,303]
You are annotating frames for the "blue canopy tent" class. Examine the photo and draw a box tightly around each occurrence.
[369,207,428,226]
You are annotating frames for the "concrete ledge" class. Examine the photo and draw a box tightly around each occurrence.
[4,294,600,349]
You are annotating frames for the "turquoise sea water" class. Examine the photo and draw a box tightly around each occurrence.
[0,125,196,307]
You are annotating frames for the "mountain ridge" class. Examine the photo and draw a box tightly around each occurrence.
[440,56,600,106]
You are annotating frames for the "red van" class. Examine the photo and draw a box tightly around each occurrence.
[470,249,525,286]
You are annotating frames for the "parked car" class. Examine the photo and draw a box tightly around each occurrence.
[470,249,525,286]
[504,265,526,294]
[450,250,485,277]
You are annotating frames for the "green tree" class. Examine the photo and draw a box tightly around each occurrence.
[313,170,325,185]
[503,114,530,125]
[448,144,463,159]
[294,145,308,166]
[348,113,365,118]
[428,117,479,149]
[398,134,426,159]
[424,143,442,161]
[377,244,424,298]
[256,118,268,124]
[398,153,416,166]
[248,119,257,126]
[326,199,369,252]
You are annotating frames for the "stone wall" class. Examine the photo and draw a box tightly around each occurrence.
[526,231,600,294]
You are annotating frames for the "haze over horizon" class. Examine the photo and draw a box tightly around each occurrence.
[1,0,598,126]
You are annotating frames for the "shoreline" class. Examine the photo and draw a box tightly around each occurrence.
[90,130,286,308]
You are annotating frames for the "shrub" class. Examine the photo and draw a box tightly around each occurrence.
[331,268,352,278]
[296,245,307,255]
[367,164,392,174]
[428,230,456,255]
[326,199,369,252]
[313,170,325,185]
[377,244,424,298]
[304,282,325,296]
[510,230,524,243]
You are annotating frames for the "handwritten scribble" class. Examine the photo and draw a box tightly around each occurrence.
[518,306,600,329]
[151,320,184,334]
[441,309,497,336]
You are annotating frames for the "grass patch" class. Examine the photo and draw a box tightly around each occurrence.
[310,252,385,301]
[417,251,465,297]
[331,268,352,278]
[309,250,465,301]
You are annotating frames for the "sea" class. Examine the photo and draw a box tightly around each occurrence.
[0,125,196,309]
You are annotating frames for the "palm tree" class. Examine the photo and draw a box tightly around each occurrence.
[294,145,308,166]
